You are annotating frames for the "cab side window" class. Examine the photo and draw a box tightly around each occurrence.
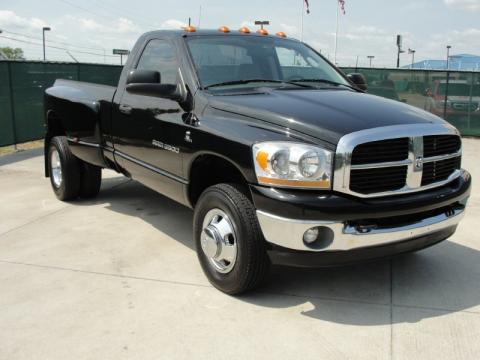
[137,40,178,84]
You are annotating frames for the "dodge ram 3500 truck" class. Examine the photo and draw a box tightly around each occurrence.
[44,27,471,294]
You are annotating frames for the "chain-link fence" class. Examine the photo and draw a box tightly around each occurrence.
[0,61,479,147]
[0,61,122,146]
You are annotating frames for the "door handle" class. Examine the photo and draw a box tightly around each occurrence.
[119,104,132,115]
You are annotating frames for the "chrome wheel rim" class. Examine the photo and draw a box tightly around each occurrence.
[201,208,238,274]
[50,149,62,188]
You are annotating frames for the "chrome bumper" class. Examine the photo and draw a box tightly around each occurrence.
[256,205,465,252]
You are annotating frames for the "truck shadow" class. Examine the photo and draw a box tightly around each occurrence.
[78,177,480,326]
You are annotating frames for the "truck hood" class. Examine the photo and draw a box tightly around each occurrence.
[209,89,444,145]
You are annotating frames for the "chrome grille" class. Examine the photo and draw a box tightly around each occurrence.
[350,138,409,194]
[422,157,461,186]
[334,124,462,198]
[350,166,408,194]
[423,135,461,157]
[351,138,409,165]
[451,102,478,111]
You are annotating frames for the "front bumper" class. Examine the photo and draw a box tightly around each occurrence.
[251,170,471,266]
[257,203,464,252]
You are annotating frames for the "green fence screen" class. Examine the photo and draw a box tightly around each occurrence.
[0,61,479,146]
[343,67,480,136]
[0,61,122,146]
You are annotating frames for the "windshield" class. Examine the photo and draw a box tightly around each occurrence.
[185,35,349,90]
[438,83,480,96]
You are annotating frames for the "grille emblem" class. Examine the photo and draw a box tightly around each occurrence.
[415,156,423,170]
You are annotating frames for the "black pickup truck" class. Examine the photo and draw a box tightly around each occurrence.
[44,27,471,294]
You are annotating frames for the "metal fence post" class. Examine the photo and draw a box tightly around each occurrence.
[6,61,18,150]
[443,70,450,119]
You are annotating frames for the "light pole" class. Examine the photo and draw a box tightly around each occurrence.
[396,35,405,68]
[254,20,270,31]
[367,55,375,68]
[408,48,416,69]
[446,45,452,70]
[42,27,51,61]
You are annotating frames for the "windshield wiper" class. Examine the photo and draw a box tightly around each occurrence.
[204,79,313,90]
[291,79,357,90]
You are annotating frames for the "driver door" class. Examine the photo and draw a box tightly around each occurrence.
[112,39,187,202]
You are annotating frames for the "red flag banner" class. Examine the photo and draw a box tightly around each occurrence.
[305,0,310,14]
[339,0,346,14]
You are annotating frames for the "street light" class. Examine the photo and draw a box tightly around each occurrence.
[367,55,375,68]
[408,48,416,69]
[42,27,51,61]
[396,35,405,68]
[446,45,452,70]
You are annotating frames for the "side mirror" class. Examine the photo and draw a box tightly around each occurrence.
[126,69,182,101]
[347,73,368,91]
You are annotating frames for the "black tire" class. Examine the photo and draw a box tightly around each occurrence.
[48,136,81,201]
[193,183,270,294]
[79,162,102,199]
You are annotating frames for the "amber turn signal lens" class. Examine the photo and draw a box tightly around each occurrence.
[276,32,287,38]
[256,28,268,36]
[239,26,251,34]
[218,26,230,33]
[184,25,196,33]
[256,151,269,171]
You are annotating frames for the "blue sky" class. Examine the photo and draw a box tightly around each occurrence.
[1,0,479,67]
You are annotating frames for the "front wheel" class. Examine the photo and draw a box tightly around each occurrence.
[193,183,270,294]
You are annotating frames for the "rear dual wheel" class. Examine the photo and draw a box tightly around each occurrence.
[48,136,102,201]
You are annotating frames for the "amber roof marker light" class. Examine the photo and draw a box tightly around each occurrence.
[276,32,287,38]
[218,26,230,33]
[183,25,197,33]
[239,26,251,34]
[256,28,269,36]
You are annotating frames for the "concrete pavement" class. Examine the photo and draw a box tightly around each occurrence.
[0,139,479,360]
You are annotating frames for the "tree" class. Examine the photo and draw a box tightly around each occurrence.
[0,47,25,60]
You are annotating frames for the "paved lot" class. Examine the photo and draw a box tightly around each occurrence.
[0,140,479,360]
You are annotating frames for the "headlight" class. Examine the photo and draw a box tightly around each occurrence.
[253,142,333,189]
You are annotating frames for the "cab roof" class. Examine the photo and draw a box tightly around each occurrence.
[142,29,298,41]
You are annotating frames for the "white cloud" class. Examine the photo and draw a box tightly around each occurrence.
[279,23,299,37]
[160,19,187,30]
[0,10,47,30]
[444,0,480,11]
[239,21,255,29]
[0,10,142,63]
[117,18,138,33]
[76,16,140,34]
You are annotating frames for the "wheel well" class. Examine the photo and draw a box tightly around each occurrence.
[188,155,250,207]
[46,112,65,139]
[44,112,66,177]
